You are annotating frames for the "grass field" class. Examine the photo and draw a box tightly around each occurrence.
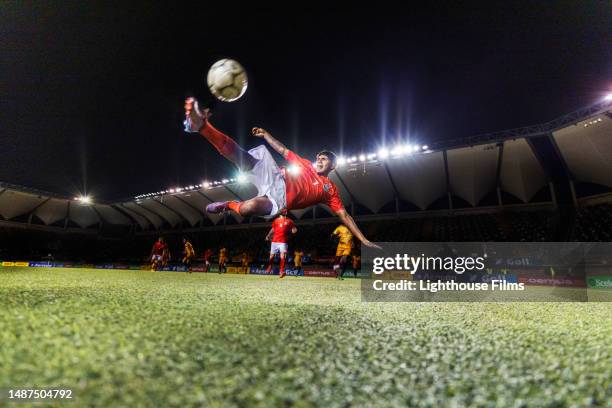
[1,268,610,407]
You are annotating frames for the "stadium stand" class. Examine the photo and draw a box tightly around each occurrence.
[0,102,610,265]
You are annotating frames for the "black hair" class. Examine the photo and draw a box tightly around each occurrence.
[316,150,337,167]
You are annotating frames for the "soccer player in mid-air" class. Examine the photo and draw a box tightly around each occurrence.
[332,224,353,280]
[264,209,297,278]
[183,98,380,250]
[182,237,195,273]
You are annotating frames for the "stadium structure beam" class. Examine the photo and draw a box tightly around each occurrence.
[135,202,174,228]
[495,143,505,206]
[0,188,6,197]
[120,203,158,230]
[26,197,52,224]
[429,99,612,152]
[382,162,401,208]
[63,201,71,229]
[153,197,191,227]
[333,171,359,212]
[90,205,105,229]
[111,204,141,230]
[443,150,453,211]
[223,185,243,201]
[546,132,578,207]
[196,190,215,203]
[173,195,208,223]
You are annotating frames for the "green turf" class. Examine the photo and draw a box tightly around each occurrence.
[0,268,610,407]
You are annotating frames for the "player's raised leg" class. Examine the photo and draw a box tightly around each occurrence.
[184,97,258,172]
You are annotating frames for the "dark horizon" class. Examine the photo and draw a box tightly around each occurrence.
[2,2,610,200]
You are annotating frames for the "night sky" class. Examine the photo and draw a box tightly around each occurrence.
[1,2,610,201]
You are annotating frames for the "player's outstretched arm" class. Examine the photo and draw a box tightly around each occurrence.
[265,228,273,241]
[252,127,289,159]
[335,209,382,249]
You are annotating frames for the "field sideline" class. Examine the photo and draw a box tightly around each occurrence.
[1,268,610,407]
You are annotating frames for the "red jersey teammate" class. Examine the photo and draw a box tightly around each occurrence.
[150,237,167,271]
[265,210,297,278]
[183,98,380,249]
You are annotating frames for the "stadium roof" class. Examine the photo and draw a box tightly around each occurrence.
[1,100,611,232]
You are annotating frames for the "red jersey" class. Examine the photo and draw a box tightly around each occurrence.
[152,241,166,255]
[271,217,295,243]
[284,151,344,212]
[204,249,213,260]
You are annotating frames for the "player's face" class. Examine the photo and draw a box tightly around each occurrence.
[315,155,334,174]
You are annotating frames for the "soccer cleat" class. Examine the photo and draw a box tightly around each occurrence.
[279,270,286,279]
[183,98,211,133]
[206,201,229,214]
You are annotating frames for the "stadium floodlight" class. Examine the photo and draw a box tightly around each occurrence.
[222,179,229,184]
[378,148,390,159]
[401,145,412,154]
[604,93,612,101]
[169,189,175,193]
[359,154,366,162]
[350,156,357,162]
[237,173,247,183]
[367,153,377,160]
[78,196,91,204]
[422,145,428,150]
[337,157,346,166]
[391,145,403,156]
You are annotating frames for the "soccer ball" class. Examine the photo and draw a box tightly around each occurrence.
[207,59,248,102]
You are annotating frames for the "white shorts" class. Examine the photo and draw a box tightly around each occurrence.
[270,242,288,255]
[151,254,162,262]
[246,145,286,217]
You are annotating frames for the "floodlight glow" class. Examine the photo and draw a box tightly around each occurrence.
[337,157,346,166]
[604,93,612,101]
[203,182,210,188]
[359,154,366,162]
[422,145,428,150]
[237,173,247,183]
[367,153,377,160]
[391,145,403,156]
[79,196,91,204]
[378,148,389,159]
[222,179,229,184]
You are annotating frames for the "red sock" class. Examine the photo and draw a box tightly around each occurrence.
[227,201,241,214]
[280,258,286,273]
[200,122,239,157]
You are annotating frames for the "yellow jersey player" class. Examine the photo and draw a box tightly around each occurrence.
[218,247,227,274]
[332,225,353,280]
[182,237,195,273]
[294,249,304,275]
[241,251,249,269]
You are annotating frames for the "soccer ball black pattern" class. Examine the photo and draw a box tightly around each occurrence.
[207,59,248,102]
